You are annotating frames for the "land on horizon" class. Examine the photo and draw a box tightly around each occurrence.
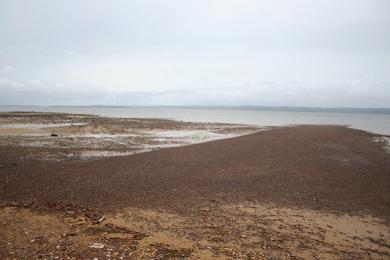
[2,105,390,115]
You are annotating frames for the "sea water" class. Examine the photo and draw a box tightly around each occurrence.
[1,106,389,135]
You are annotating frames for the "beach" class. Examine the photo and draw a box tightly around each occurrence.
[0,112,389,259]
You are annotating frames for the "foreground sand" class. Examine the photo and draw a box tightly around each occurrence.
[0,113,390,259]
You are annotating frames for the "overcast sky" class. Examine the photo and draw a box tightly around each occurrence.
[0,0,389,107]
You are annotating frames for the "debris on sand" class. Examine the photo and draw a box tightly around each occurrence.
[97,215,106,224]
[89,243,105,249]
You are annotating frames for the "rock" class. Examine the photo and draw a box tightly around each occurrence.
[51,133,58,137]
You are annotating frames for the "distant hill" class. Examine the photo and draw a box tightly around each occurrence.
[145,106,390,115]
[1,105,390,115]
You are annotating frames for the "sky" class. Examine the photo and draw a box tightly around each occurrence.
[0,0,389,107]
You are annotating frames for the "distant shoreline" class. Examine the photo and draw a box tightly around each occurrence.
[1,105,390,115]
[1,107,390,135]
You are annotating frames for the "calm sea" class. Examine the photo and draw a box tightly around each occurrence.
[1,106,390,135]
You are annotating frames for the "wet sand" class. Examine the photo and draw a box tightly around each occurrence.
[0,112,260,161]
[0,112,390,259]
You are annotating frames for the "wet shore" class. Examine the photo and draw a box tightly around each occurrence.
[0,112,260,161]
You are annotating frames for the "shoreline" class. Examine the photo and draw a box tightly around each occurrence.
[1,106,390,135]
[0,112,390,258]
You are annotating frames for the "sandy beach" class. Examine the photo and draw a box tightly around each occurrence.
[0,112,389,259]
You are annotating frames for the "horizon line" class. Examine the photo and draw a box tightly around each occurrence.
[1,104,390,111]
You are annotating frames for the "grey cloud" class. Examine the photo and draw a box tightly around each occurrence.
[0,0,389,107]
[1,78,389,108]
[0,65,15,74]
